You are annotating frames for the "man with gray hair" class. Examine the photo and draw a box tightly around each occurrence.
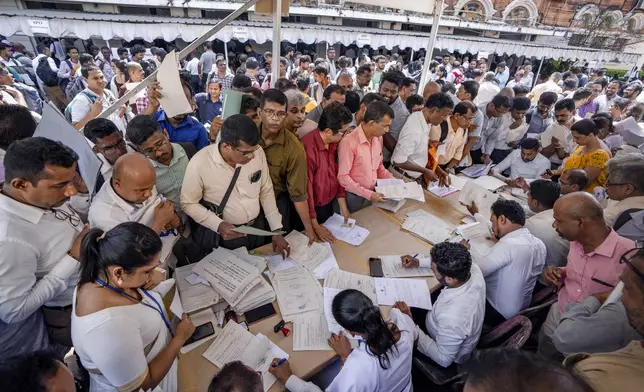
[474,72,501,106]
[559,78,578,100]
[529,72,563,105]
[603,153,644,228]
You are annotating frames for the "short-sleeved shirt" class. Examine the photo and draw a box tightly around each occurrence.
[154,109,209,151]
[195,93,223,124]
[200,51,217,74]
[563,147,610,192]
[260,128,309,202]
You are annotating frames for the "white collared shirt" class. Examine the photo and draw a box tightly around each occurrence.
[473,221,546,319]
[494,114,530,150]
[540,123,576,165]
[525,209,570,268]
[415,264,487,367]
[493,149,551,180]
[391,111,429,179]
[594,94,618,114]
[474,82,500,106]
[88,181,160,232]
[0,193,82,323]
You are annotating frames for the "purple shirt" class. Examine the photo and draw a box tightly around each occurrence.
[577,101,597,120]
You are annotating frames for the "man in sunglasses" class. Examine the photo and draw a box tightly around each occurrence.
[538,192,635,358]
[0,137,89,358]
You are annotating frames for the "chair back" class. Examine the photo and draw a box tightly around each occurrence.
[478,315,532,349]
[520,287,558,318]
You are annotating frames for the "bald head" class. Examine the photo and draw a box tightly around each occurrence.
[558,192,604,220]
[553,191,606,242]
[112,153,157,204]
[423,81,440,101]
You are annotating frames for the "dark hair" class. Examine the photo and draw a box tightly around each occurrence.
[332,289,397,369]
[572,87,592,101]
[461,80,480,101]
[565,169,589,190]
[117,47,129,56]
[471,69,483,79]
[180,79,194,98]
[344,90,361,114]
[240,95,260,115]
[430,242,472,282]
[79,53,94,66]
[221,114,260,147]
[0,350,63,392]
[208,361,262,392]
[613,97,631,111]
[364,100,395,123]
[36,43,48,55]
[4,137,78,185]
[401,77,416,89]
[490,199,525,225]
[555,98,576,112]
[563,78,578,90]
[323,84,346,100]
[130,44,146,56]
[296,76,310,92]
[591,112,614,134]
[512,96,532,111]
[274,78,294,92]
[360,92,386,107]
[313,66,329,76]
[380,71,403,87]
[111,59,128,77]
[319,102,353,134]
[454,101,476,116]
[520,138,540,151]
[126,115,162,147]
[84,118,121,144]
[512,84,530,96]
[571,118,599,136]
[232,74,252,89]
[356,64,371,76]
[279,57,288,66]
[529,179,560,209]
[79,222,162,285]
[0,104,37,150]
[608,80,622,88]
[405,94,425,112]
[65,46,77,54]
[491,94,513,109]
[538,91,558,106]
[629,83,644,95]
[284,46,295,54]
[245,57,259,70]
[81,65,101,78]
[426,92,454,110]
[299,55,311,64]
[260,89,288,109]
[441,82,456,95]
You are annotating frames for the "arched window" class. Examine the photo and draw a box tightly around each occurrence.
[459,0,486,21]
[506,6,531,26]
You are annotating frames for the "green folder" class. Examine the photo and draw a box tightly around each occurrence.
[222,90,243,120]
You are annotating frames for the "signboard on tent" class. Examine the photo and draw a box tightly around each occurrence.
[232,26,250,42]
[28,19,51,36]
[350,0,434,13]
[356,33,372,47]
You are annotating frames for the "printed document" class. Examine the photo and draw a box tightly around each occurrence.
[175,264,220,313]
[428,181,459,198]
[461,163,493,178]
[375,182,425,201]
[293,312,331,351]
[458,181,498,217]
[473,175,507,191]
[270,267,321,319]
[323,213,370,246]
[231,247,267,273]
[374,278,432,310]
[379,255,434,278]
[265,242,338,280]
[374,199,406,212]
[285,231,328,271]
[324,268,377,304]
[401,210,454,244]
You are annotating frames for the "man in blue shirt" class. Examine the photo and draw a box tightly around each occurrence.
[143,80,210,151]
[195,79,223,124]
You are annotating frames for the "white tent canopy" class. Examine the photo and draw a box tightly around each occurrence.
[0,12,639,63]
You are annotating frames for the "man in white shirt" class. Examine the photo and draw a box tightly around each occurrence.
[391,92,453,185]
[524,179,569,268]
[56,46,80,86]
[595,80,620,113]
[474,72,500,106]
[32,44,68,110]
[506,69,524,90]
[603,154,644,227]
[491,139,551,185]
[490,96,531,163]
[394,242,486,368]
[0,137,88,356]
[529,72,562,105]
[185,51,202,95]
[83,118,128,186]
[540,98,577,169]
[466,199,546,326]
[470,95,513,165]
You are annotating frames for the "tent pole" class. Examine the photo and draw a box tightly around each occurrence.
[534,56,545,89]
[418,0,443,90]
[271,0,282,86]
[224,40,230,72]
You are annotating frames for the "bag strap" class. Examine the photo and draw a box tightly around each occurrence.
[614,208,643,231]
[216,166,242,216]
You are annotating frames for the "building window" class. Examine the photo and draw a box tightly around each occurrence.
[506,6,531,26]
[459,1,486,22]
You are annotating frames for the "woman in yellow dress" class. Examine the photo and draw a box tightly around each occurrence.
[549,118,610,193]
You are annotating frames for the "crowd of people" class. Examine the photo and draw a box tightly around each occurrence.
[0,37,644,392]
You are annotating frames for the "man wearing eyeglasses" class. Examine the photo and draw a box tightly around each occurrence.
[538,192,635,358]
[181,115,290,256]
[603,154,644,228]
[258,89,316,245]
[84,118,129,185]
[0,137,89,358]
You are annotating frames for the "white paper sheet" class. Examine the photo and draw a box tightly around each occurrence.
[265,255,299,274]
[376,178,405,187]
[401,210,454,244]
[458,181,498,218]
[312,243,340,280]
[324,268,377,304]
[175,264,221,314]
[157,50,193,118]
[473,175,508,191]
[270,267,321,318]
[293,312,331,351]
[233,226,284,236]
[460,163,493,178]
[379,255,434,278]
[323,214,370,246]
[285,231,328,271]
[375,182,425,201]
[374,278,432,309]
[255,333,289,392]
[170,287,184,318]
[428,182,459,198]
[374,199,406,212]
[449,174,469,191]
[203,321,254,368]
[323,287,347,335]
[232,247,267,273]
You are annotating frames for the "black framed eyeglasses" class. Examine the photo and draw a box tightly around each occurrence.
[53,209,81,227]
[619,243,644,283]
[233,145,260,156]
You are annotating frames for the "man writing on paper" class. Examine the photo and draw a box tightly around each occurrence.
[394,242,486,368]
[181,115,290,256]
[391,92,453,186]
[338,100,395,212]
[489,139,551,188]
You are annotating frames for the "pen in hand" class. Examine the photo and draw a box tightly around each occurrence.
[272,358,287,368]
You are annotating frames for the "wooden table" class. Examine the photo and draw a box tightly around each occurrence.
[178,191,467,392]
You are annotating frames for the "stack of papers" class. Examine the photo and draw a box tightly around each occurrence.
[269,267,323,321]
[449,174,468,191]
[231,247,267,273]
[402,209,454,244]
[292,312,331,351]
[285,231,332,272]
[323,269,378,336]
[265,242,339,280]
[203,321,288,391]
[428,181,459,198]
[374,199,406,212]
[323,213,370,246]
[174,265,222,314]
[378,255,434,278]
[375,182,425,202]
[458,180,498,218]
[473,175,507,191]
[461,163,493,178]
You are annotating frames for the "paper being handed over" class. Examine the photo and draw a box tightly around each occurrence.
[157,50,193,118]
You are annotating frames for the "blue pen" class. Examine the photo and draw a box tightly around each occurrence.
[412,253,419,259]
[272,358,287,368]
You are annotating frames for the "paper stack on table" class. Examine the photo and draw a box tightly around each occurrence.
[374,278,432,310]
[203,321,288,392]
[174,264,222,314]
[231,247,267,273]
[449,174,469,191]
[269,266,323,321]
[292,312,331,351]
[458,180,498,218]
[323,213,370,246]
[285,231,331,272]
[378,255,434,278]
[460,163,493,178]
[473,175,507,191]
[374,199,406,212]
[376,182,425,202]
[265,242,338,280]
[323,269,378,336]
[402,209,454,244]
[427,181,459,198]
[452,222,496,264]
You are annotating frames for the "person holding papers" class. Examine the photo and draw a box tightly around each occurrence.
[269,289,416,392]
[490,139,551,187]
[181,115,290,255]
[465,199,546,327]
[490,96,531,162]
[394,242,486,368]
[469,95,513,165]
[72,222,195,392]
[302,102,353,242]
[391,92,453,186]
[338,100,395,212]
[436,101,476,171]
[539,98,577,170]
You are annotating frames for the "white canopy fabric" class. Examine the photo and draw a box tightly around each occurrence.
[0,13,639,63]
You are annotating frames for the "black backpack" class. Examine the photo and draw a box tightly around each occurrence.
[36,57,59,87]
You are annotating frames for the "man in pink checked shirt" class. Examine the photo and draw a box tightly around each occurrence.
[537,192,635,358]
[337,100,394,212]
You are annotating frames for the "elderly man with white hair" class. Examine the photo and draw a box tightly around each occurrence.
[603,154,644,228]
[474,72,501,106]
[529,72,563,105]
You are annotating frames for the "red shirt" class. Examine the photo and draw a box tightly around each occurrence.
[301,130,346,219]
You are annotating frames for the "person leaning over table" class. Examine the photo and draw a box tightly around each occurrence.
[391,92,453,186]
[490,139,551,187]
[395,242,486,368]
[269,289,416,392]
[337,100,395,213]
[258,89,316,244]
[180,114,290,255]
[302,102,353,243]
[71,222,195,392]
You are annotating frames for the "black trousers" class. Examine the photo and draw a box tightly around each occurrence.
[190,74,202,95]
[470,148,483,165]
[483,300,507,331]
[191,210,271,253]
[276,192,304,233]
[314,200,340,224]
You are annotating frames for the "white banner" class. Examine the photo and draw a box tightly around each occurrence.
[28,19,51,36]
[356,33,372,47]
[232,26,249,42]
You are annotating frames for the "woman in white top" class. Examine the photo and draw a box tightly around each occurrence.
[71,222,195,392]
[269,289,416,392]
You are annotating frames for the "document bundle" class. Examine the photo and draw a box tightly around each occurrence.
[402,209,455,244]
